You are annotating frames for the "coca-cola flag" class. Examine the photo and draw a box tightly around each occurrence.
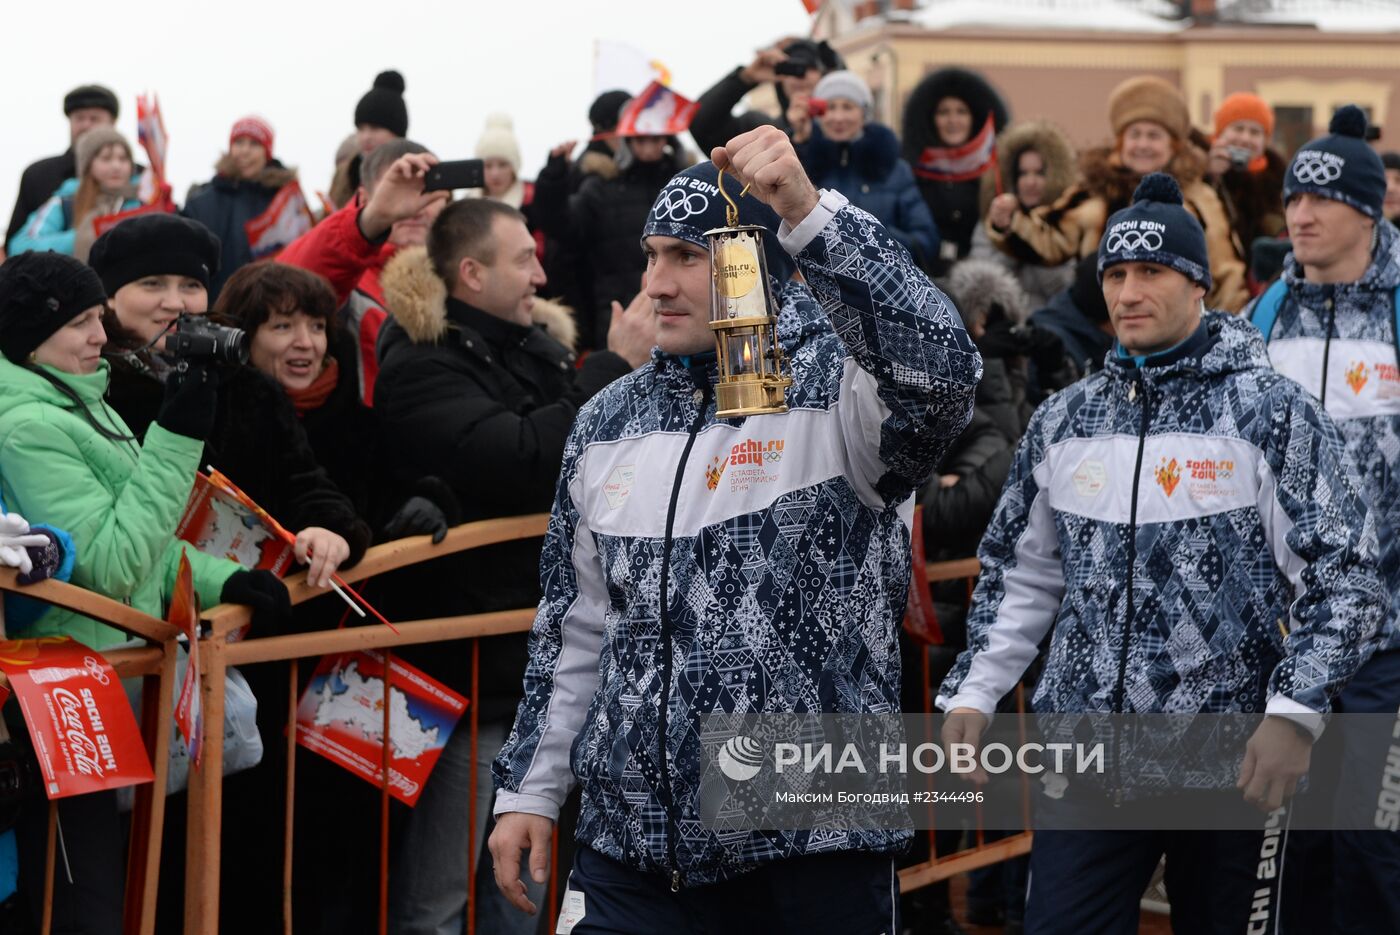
[0,637,153,798]
[615,81,699,138]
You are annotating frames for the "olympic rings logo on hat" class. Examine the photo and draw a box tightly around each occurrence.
[1293,154,1344,185]
[652,189,710,222]
[1104,230,1164,253]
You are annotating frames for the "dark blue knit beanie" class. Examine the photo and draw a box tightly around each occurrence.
[1284,105,1385,220]
[642,161,796,283]
[1097,173,1211,290]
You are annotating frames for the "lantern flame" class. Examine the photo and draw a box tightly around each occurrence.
[742,340,753,368]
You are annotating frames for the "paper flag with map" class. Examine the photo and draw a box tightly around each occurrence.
[175,472,295,575]
[293,650,467,806]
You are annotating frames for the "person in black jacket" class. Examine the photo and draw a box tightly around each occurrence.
[688,38,842,155]
[374,196,653,935]
[902,67,1010,275]
[5,84,118,251]
[532,131,690,349]
[184,116,311,300]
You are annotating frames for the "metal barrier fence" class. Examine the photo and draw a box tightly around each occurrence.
[1,521,1023,933]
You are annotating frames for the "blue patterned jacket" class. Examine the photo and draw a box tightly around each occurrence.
[939,313,1383,746]
[493,192,981,885]
[1253,220,1400,653]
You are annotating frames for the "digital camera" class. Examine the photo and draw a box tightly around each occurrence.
[166,313,249,365]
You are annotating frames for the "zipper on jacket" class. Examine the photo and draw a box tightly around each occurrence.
[657,381,711,892]
[1319,295,1336,408]
[1113,368,1152,807]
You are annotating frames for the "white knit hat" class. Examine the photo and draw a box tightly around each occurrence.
[813,70,873,117]
[475,113,521,172]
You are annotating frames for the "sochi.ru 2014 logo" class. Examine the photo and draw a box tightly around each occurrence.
[1154,457,1181,497]
[1347,361,1369,395]
[718,735,764,781]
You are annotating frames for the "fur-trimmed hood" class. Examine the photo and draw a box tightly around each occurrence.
[945,258,1031,331]
[979,120,1078,216]
[901,67,1010,164]
[212,154,298,191]
[381,246,578,350]
[1078,142,1205,216]
[801,122,901,183]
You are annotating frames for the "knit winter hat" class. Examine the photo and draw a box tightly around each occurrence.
[0,252,107,363]
[475,114,521,172]
[589,90,632,132]
[813,70,872,117]
[230,115,274,158]
[1213,92,1274,138]
[354,71,408,138]
[642,162,796,284]
[1284,105,1386,221]
[1108,76,1190,141]
[64,84,118,118]
[88,214,221,294]
[1098,173,1211,290]
[74,127,132,180]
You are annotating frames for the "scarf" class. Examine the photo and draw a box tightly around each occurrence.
[287,357,339,416]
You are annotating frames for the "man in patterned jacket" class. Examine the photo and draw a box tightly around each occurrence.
[488,126,981,932]
[938,174,1384,935]
[1248,105,1400,934]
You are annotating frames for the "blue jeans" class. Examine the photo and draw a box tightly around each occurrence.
[389,718,545,935]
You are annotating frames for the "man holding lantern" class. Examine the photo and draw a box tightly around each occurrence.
[490,126,981,933]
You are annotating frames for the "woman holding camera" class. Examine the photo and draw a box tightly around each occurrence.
[89,214,370,584]
[0,251,290,934]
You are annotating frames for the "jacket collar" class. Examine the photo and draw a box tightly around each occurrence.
[444,296,532,350]
[1283,214,1400,299]
[1102,311,1270,388]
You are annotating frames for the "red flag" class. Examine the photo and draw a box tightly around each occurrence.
[0,637,154,798]
[136,94,169,191]
[169,550,203,765]
[245,181,315,260]
[91,197,175,239]
[615,81,700,137]
[913,114,999,183]
[902,506,945,645]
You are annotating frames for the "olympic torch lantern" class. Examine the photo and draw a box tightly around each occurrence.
[706,168,793,418]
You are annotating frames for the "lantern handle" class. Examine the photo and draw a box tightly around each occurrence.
[717,167,751,228]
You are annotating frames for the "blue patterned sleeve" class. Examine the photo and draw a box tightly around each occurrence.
[1258,387,1386,726]
[492,419,609,820]
[937,404,1065,713]
[784,190,983,506]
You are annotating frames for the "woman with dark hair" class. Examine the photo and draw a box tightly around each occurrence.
[0,251,288,934]
[902,66,1010,274]
[211,260,453,540]
[975,120,1079,307]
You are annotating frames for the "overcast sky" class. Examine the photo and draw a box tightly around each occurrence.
[2,0,812,231]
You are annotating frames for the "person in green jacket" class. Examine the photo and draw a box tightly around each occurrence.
[0,250,292,935]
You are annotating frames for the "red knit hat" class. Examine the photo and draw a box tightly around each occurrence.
[229,116,274,158]
[1214,93,1274,138]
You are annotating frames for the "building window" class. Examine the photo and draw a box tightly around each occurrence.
[1274,106,1314,158]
